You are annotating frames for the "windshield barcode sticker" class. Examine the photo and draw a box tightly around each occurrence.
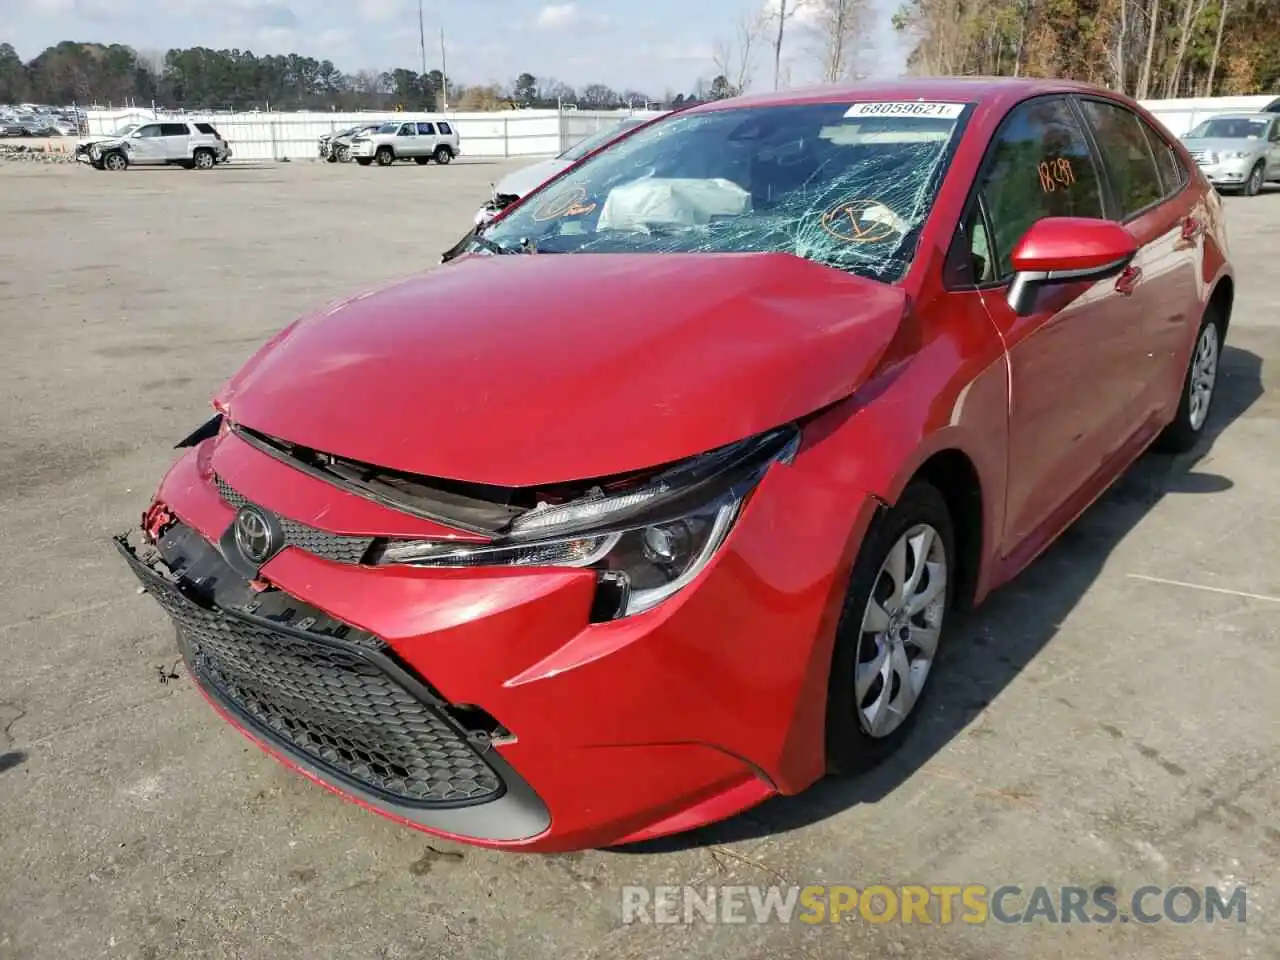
[845,102,965,119]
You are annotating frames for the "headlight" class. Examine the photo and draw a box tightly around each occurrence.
[370,426,800,619]
[1223,151,1252,160]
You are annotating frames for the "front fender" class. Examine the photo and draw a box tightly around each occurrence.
[799,303,1010,602]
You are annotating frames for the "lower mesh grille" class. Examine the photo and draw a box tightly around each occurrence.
[214,475,376,564]
[122,544,504,808]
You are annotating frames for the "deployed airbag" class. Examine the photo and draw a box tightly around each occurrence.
[598,177,751,232]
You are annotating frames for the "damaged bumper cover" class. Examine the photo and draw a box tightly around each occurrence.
[117,422,880,849]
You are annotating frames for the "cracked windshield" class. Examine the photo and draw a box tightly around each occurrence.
[480,101,971,282]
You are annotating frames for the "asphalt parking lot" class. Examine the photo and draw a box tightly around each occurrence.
[0,158,1276,960]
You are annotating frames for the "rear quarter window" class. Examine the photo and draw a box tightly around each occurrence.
[438,122,453,135]
[195,123,218,135]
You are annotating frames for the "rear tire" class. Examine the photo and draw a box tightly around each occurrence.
[192,149,215,170]
[825,482,955,774]
[375,147,395,166]
[434,146,453,165]
[1153,307,1223,454]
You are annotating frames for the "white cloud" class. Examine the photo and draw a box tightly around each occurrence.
[536,3,578,28]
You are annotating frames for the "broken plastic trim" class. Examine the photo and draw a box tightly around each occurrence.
[175,412,224,449]
[230,422,799,543]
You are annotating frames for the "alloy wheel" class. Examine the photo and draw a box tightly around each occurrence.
[1187,321,1220,431]
[855,523,947,738]
[104,152,125,171]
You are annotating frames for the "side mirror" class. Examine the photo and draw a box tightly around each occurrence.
[1007,217,1138,316]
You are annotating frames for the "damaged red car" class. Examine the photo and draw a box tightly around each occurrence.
[118,78,1233,852]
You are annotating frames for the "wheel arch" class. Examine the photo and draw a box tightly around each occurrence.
[907,448,985,612]
[1208,273,1234,338]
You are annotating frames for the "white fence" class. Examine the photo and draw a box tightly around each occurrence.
[83,107,667,162]
[83,95,1278,163]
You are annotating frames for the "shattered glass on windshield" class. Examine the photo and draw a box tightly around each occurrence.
[479,101,971,282]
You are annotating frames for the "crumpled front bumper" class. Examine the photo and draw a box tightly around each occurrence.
[118,429,876,850]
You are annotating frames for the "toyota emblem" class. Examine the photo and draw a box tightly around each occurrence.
[233,506,279,565]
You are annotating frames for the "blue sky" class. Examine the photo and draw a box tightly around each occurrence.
[5,0,911,95]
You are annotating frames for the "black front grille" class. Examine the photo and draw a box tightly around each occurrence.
[118,539,504,808]
[215,475,376,564]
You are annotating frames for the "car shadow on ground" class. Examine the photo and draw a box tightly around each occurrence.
[613,344,1265,853]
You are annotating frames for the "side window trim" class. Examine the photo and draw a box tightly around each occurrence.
[1073,94,1169,223]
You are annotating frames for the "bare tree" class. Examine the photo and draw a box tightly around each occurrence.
[1164,0,1210,96]
[807,0,871,82]
[1204,0,1229,94]
[1135,0,1160,99]
[769,0,810,90]
[712,7,768,95]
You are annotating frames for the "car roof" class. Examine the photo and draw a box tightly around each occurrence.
[686,76,1126,114]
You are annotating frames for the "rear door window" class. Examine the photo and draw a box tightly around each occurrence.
[160,123,190,137]
[417,122,436,135]
[1077,98,1164,219]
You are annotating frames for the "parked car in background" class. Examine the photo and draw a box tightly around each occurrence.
[474,115,651,225]
[119,78,1232,853]
[349,118,460,167]
[319,123,382,163]
[1180,113,1280,195]
[75,120,232,171]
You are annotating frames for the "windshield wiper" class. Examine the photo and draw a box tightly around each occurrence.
[469,233,517,256]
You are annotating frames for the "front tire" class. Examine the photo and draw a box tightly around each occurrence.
[102,150,128,172]
[1153,308,1223,453]
[1243,162,1265,197]
[375,147,395,167]
[825,481,955,774]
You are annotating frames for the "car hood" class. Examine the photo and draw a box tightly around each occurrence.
[494,158,573,198]
[1181,137,1266,154]
[217,252,906,487]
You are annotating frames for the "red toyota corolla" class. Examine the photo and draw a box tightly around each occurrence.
[117,78,1232,852]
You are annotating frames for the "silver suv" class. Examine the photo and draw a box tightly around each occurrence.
[75,120,232,172]
[1181,113,1280,196]
[350,119,461,167]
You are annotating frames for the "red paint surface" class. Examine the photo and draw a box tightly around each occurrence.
[144,78,1231,851]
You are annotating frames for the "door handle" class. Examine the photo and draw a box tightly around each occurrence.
[1115,265,1142,295]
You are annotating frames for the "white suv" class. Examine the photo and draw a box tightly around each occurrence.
[76,120,232,171]
[350,119,461,167]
